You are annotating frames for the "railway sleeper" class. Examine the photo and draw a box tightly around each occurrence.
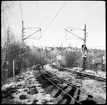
[50,87,60,97]
[59,93,80,104]
[54,89,62,98]
[68,86,76,97]
[53,92,65,104]
[53,85,68,98]
[53,86,74,104]
[70,97,76,104]
[61,93,72,104]
[40,70,105,104]
[73,88,81,100]
[64,86,73,93]
[60,98,68,104]
[42,74,81,104]
[45,85,55,94]
[58,94,80,104]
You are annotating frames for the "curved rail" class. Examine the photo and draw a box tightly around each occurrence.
[39,70,82,104]
[39,67,106,104]
[33,64,106,104]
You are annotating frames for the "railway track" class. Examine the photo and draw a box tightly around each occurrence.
[71,70,106,82]
[39,70,81,104]
[38,67,106,104]
[50,64,106,82]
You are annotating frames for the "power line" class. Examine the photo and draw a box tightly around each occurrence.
[44,1,55,21]
[88,46,105,47]
[19,1,23,21]
[42,1,67,35]
[36,1,40,27]
[19,2,41,41]
[87,40,104,43]
[87,46,105,49]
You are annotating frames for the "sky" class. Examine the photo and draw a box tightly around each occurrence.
[7,1,105,49]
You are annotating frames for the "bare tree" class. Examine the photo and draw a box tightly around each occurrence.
[1,1,15,26]
[1,1,15,47]
[1,26,15,69]
[1,1,16,68]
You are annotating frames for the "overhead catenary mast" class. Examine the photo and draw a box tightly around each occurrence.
[19,1,42,70]
[82,24,87,71]
[20,1,24,70]
[20,1,24,44]
[65,24,88,71]
[84,24,86,45]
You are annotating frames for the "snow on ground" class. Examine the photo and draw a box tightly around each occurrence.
[66,66,106,79]
[2,67,55,104]
[82,70,106,78]
[72,67,83,72]
[44,64,76,82]
[82,79,106,100]
[97,71,106,78]
[3,64,105,104]
[44,64,58,73]
[44,64,106,101]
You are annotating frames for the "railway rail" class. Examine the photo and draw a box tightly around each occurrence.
[71,70,106,82]
[50,64,106,82]
[39,69,82,104]
[37,66,106,104]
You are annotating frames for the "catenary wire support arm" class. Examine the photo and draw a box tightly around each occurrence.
[24,27,40,29]
[23,28,41,41]
[20,1,24,70]
[65,29,84,41]
[65,24,87,71]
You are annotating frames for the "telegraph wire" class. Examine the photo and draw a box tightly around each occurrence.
[36,1,40,27]
[87,40,104,43]
[88,45,105,47]
[44,1,55,21]
[20,1,23,22]
[42,1,67,35]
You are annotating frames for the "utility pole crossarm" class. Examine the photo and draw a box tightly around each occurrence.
[65,29,84,41]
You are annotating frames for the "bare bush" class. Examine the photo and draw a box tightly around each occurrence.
[64,51,79,67]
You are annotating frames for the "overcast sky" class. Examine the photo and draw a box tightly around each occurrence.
[9,1,105,49]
